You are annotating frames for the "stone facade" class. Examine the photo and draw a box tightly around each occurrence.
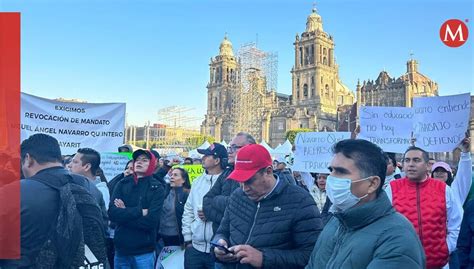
[202,35,240,142]
[202,8,354,147]
[356,59,438,108]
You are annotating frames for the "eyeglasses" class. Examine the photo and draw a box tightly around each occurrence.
[227,145,243,153]
[433,170,448,174]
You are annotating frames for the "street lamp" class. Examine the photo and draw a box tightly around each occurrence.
[336,107,342,131]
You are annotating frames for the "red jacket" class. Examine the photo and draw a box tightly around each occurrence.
[390,177,448,268]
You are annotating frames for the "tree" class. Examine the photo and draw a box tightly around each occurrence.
[285,128,312,144]
[185,135,216,149]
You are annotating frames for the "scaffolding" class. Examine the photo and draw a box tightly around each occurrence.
[238,42,278,92]
[157,106,201,130]
[231,42,278,142]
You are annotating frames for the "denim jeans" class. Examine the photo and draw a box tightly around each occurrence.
[184,246,214,269]
[114,251,155,269]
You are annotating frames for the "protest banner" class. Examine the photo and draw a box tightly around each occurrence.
[358,106,413,153]
[173,164,205,184]
[21,92,126,155]
[292,132,350,173]
[413,93,470,152]
[100,152,132,182]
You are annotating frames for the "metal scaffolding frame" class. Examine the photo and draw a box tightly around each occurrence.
[230,42,278,142]
[157,106,201,130]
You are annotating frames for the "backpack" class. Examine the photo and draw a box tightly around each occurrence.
[33,173,107,268]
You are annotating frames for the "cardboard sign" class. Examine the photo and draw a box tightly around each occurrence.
[413,93,470,152]
[292,132,350,173]
[358,106,413,153]
[173,164,205,185]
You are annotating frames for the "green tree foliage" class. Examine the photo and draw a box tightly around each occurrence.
[185,135,216,148]
[285,128,312,144]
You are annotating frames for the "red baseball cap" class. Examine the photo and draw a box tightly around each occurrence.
[228,144,272,182]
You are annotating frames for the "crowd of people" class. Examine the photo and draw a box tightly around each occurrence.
[0,130,472,269]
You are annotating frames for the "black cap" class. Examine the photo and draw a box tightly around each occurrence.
[150,149,161,160]
[197,143,228,160]
[132,149,152,161]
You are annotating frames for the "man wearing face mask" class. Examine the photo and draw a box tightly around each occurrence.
[305,139,425,269]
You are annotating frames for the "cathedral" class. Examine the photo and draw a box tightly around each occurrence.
[201,8,354,146]
[356,58,438,108]
[201,8,438,147]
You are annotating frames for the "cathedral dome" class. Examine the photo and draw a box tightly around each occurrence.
[219,35,234,57]
[306,8,323,33]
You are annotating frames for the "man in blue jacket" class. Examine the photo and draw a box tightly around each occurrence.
[305,139,425,269]
[213,144,322,269]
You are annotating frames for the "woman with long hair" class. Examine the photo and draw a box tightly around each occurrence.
[159,167,191,246]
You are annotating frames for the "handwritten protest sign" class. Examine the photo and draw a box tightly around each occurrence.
[158,247,184,269]
[292,132,350,173]
[413,93,470,152]
[358,106,413,153]
[100,152,132,182]
[172,164,205,184]
[21,93,126,155]
[157,246,181,265]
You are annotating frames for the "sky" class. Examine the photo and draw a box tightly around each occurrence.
[1,0,473,127]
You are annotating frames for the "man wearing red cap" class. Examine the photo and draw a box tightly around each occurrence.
[108,149,166,268]
[213,144,322,269]
[203,132,256,234]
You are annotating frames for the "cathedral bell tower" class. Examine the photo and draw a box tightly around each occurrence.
[291,7,338,115]
[203,35,239,140]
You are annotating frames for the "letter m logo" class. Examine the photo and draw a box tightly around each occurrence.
[440,19,469,47]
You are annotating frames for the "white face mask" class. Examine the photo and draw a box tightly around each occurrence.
[326,175,370,212]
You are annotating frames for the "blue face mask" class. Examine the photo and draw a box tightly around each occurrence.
[326,175,370,212]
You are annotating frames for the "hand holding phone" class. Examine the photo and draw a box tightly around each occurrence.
[212,239,240,263]
[211,241,234,254]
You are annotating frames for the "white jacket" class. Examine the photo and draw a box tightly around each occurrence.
[92,178,110,210]
[451,152,472,205]
[182,172,220,253]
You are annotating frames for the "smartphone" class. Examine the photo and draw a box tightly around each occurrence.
[210,242,234,254]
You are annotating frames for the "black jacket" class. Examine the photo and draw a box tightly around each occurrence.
[214,178,323,269]
[3,166,105,268]
[458,199,474,269]
[203,166,238,232]
[108,175,166,256]
[275,169,296,185]
[108,172,125,197]
[154,167,170,187]
[321,198,333,226]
